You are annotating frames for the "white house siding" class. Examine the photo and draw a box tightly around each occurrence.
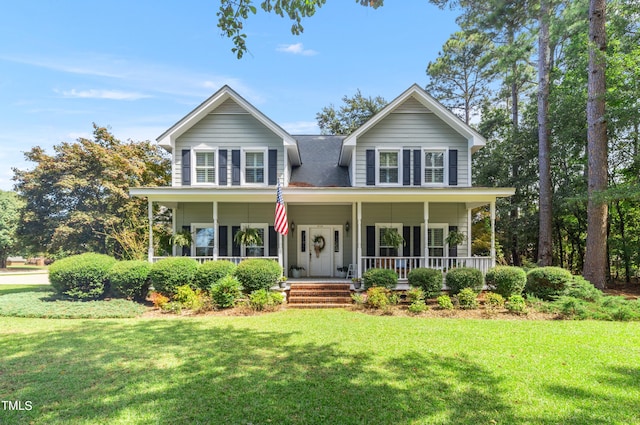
[354,112,469,186]
[173,112,284,187]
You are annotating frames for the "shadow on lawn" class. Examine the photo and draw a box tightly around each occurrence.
[0,318,517,425]
[2,318,637,425]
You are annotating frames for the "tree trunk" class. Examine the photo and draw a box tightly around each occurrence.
[537,0,553,266]
[583,0,608,289]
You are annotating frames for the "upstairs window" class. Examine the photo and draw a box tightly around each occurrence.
[378,150,399,184]
[245,151,265,184]
[195,151,216,184]
[424,150,445,184]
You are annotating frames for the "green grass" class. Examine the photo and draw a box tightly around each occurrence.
[0,290,146,319]
[1,310,639,424]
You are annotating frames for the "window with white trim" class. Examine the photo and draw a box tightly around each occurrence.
[244,151,265,184]
[240,223,267,257]
[191,223,215,256]
[427,224,447,257]
[376,223,403,257]
[378,151,399,184]
[424,150,445,184]
[194,151,216,184]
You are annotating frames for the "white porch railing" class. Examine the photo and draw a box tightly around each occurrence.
[152,256,279,265]
[361,256,493,280]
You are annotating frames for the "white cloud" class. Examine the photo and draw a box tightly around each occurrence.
[276,43,318,56]
[58,89,151,101]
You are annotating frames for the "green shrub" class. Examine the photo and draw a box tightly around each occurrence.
[405,287,425,303]
[366,286,391,309]
[107,260,151,301]
[563,276,602,302]
[149,257,199,296]
[172,284,210,312]
[556,296,591,320]
[525,267,573,300]
[437,294,454,310]
[407,268,443,298]
[362,268,398,290]
[248,289,284,311]
[351,292,366,308]
[49,253,117,300]
[506,295,527,314]
[445,267,483,295]
[195,260,237,291]
[485,266,526,298]
[408,300,428,314]
[484,292,505,310]
[456,287,479,310]
[210,275,242,308]
[235,259,282,293]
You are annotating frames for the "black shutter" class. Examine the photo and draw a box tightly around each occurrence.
[181,225,191,256]
[182,149,191,186]
[231,225,241,256]
[269,226,278,256]
[403,226,411,256]
[413,226,421,257]
[268,149,277,185]
[413,149,421,186]
[449,149,458,186]
[219,150,227,186]
[402,149,411,186]
[448,225,458,257]
[232,150,241,185]
[218,226,228,257]
[366,226,376,256]
[366,149,375,186]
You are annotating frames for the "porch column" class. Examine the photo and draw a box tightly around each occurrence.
[278,233,284,272]
[351,202,357,276]
[147,199,154,263]
[213,201,219,260]
[357,201,362,278]
[467,207,472,257]
[490,201,496,267]
[423,201,429,268]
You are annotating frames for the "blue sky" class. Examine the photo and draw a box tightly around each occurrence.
[0,1,460,190]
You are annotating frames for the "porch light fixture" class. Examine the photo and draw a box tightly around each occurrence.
[290,222,295,232]
[345,221,350,233]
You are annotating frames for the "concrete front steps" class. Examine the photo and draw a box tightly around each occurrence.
[287,283,352,309]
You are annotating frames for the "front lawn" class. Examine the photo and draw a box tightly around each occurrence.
[1,310,639,424]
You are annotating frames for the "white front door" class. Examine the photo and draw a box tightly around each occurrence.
[309,227,332,276]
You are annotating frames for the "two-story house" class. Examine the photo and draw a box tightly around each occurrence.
[130,84,514,281]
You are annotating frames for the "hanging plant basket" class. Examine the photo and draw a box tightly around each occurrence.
[312,235,326,258]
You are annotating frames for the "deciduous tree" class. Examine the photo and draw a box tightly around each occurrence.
[0,191,24,269]
[316,89,387,135]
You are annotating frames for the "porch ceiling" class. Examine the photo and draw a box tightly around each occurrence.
[130,186,515,204]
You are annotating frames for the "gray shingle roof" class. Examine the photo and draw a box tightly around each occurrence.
[290,135,350,187]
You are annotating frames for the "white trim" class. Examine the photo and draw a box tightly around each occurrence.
[375,148,402,186]
[191,223,215,257]
[192,148,218,186]
[239,223,268,257]
[241,148,268,186]
[422,148,448,186]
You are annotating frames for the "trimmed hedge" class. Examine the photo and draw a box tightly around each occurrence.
[485,266,526,298]
[362,268,398,290]
[195,260,237,291]
[234,259,282,293]
[107,260,151,302]
[445,267,483,295]
[49,253,117,300]
[407,268,443,298]
[149,257,199,296]
[525,266,573,300]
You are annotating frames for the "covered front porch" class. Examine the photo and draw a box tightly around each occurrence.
[133,187,511,282]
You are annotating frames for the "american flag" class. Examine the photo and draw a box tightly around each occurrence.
[274,181,289,236]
